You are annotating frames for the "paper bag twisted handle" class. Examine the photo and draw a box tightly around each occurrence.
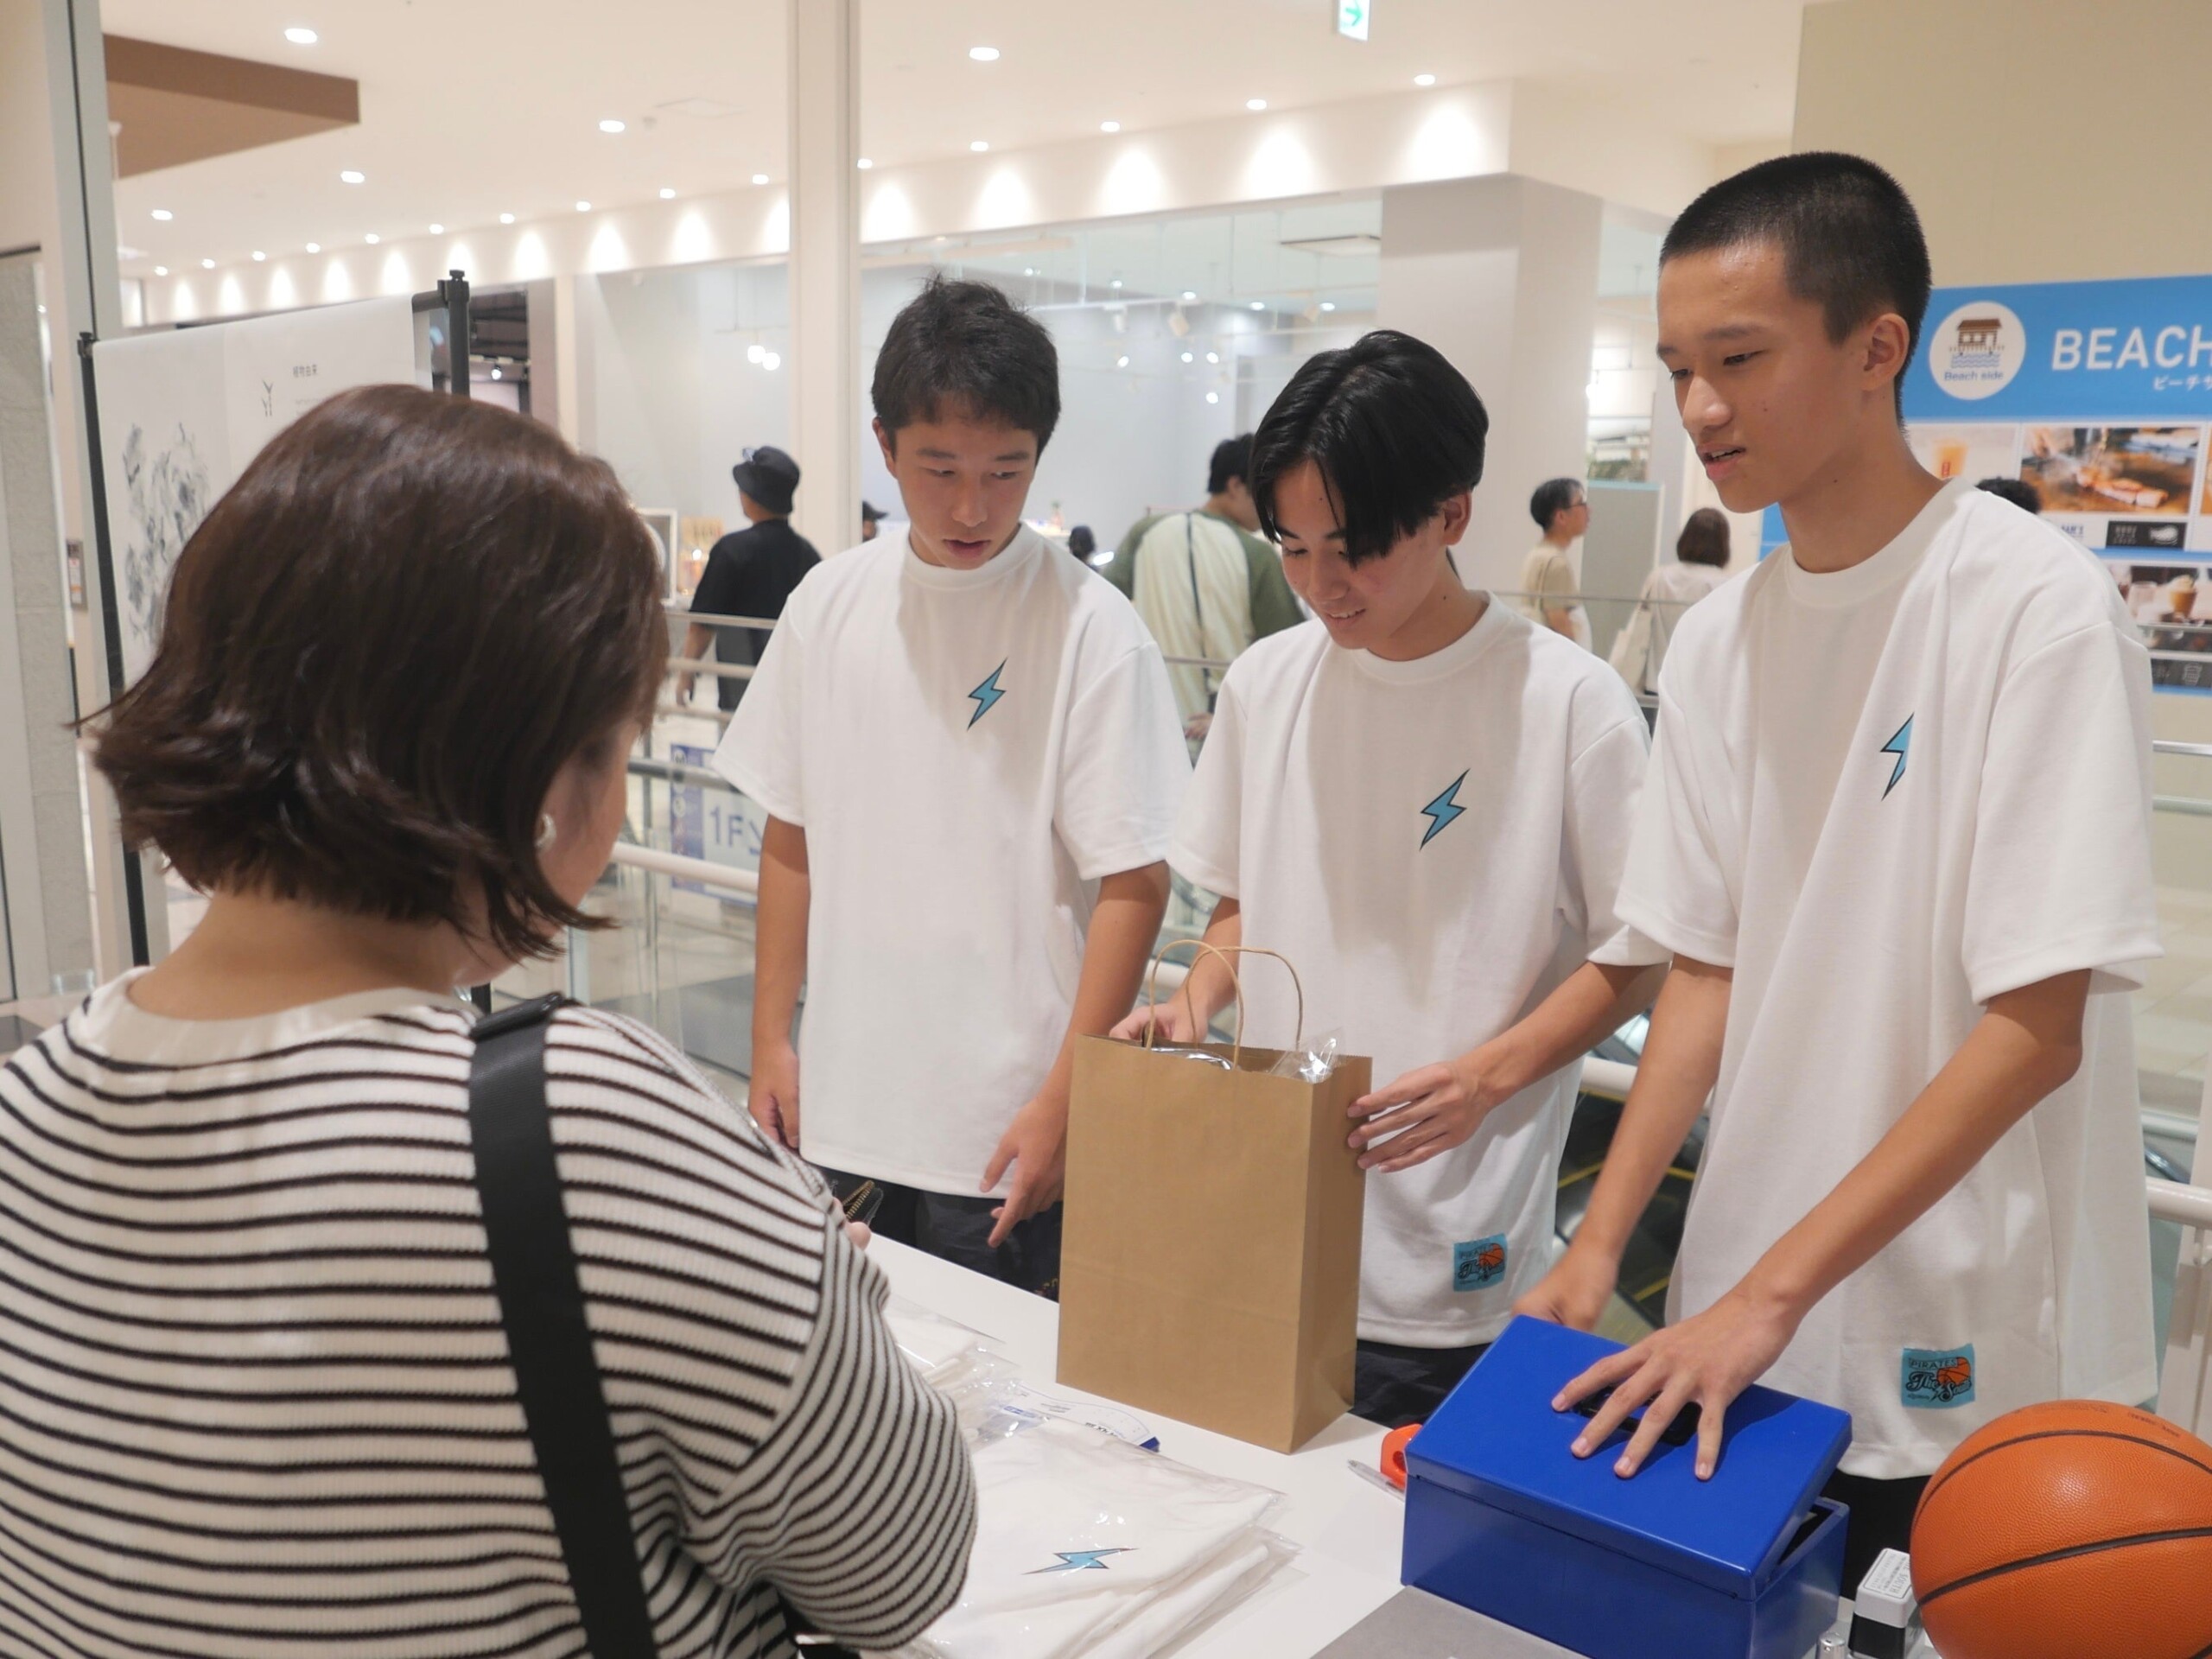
[1140,939,1306,1067]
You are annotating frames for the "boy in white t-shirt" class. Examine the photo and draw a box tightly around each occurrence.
[715,276,1187,1294]
[1115,331,1668,1425]
[1522,154,2160,1588]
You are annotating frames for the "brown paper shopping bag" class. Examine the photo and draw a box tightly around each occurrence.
[1058,942,1369,1452]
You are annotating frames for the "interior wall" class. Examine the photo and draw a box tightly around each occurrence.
[1796,0,2212,284]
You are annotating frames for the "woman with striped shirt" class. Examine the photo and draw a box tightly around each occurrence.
[0,385,975,1657]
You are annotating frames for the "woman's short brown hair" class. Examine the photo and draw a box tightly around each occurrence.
[92,384,667,961]
[1675,506,1732,568]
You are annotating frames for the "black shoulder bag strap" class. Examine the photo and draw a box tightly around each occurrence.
[468,994,660,1658]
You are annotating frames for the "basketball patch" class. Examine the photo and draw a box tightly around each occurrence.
[1901,1344,1976,1408]
[1452,1235,1508,1293]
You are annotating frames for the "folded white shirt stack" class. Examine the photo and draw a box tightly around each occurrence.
[902,1420,1290,1659]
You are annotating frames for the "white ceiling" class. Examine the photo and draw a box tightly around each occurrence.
[104,0,1809,277]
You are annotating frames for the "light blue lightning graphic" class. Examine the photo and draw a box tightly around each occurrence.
[1879,715,1913,799]
[1420,769,1470,849]
[967,660,1008,728]
[1029,1548,1133,1575]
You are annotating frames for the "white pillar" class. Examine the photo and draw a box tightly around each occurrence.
[786,0,860,556]
[1378,174,1602,595]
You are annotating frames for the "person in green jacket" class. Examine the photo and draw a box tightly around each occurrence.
[1106,434,1304,741]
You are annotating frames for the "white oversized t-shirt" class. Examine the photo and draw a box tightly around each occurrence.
[1621,479,2161,1478]
[715,526,1189,1195]
[1172,606,1665,1346]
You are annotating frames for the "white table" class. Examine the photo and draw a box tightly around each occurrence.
[873,1237,1410,1656]
[873,1241,1929,1659]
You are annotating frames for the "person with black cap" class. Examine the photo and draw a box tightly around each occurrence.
[861,500,886,542]
[680,445,821,711]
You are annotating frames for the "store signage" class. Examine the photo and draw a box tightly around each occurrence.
[1335,1,1370,41]
[1903,272,2212,690]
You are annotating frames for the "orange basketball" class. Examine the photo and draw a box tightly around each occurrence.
[1910,1400,2212,1659]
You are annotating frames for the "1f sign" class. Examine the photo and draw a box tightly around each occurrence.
[1336,1,1370,41]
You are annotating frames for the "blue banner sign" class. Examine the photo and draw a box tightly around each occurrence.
[1900,274,2212,690]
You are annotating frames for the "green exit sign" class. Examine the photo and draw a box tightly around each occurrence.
[1336,1,1370,41]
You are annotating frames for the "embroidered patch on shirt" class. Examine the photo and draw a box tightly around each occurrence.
[1900,1344,1975,1408]
[1452,1234,1508,1293]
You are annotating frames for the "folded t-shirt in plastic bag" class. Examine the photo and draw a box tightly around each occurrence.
[906,1419,1284,1659]
[885,1300,988,1387]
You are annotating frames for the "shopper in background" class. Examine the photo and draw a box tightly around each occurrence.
[1115,331,1667,1427]
[1067,524,1097,562]
[861,498,887,540]
[1608,506,1732,697]
[1976,474,2043,514]
[1107,433,1305,741]
[718,275,1186,1295]
[13,385,974,1657]
[679,444,820,712]
[1519,477,1593,648]
[1523,151,2158,1593]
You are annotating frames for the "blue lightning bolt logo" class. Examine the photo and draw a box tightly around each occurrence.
[1420,770,1470,849]
[1029,1548,1133,1575]
[1879,715,1913,799]
[967,660,1008,728]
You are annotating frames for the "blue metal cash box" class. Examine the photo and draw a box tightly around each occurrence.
[1402,1317,1853,1659]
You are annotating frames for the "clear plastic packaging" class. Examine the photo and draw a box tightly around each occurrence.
[1268,1025,1344,1083]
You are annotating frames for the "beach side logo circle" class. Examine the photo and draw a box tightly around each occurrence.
[1928,301,2026,401]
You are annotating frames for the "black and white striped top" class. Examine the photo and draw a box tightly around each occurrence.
[0,978,976,1658]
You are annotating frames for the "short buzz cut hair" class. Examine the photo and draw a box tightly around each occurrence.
[872,271,1060,452]
[92,385,667,963]
[1661,151,1932,409]
[1208,434,1254,496]
[1247,329,1488,568]
[1529,477,1585,533]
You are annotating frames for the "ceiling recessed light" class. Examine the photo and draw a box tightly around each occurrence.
[305,241,320,252]
[1249,300,1265,311]
[429,223,443,234]
[1205,391,1220,404]
[969,45,1000,61]
[1109,278,1122,289]
[1245,98,1268,111]
[969,139,989,152]
[761,351,781,371]
[340,169,365,184]
[752,172,769,186]
[747,343,765,364]
[1116,354,1129,368]
[200,258,215,270]
[658,187,675,199]
[1180,289,1198,301]
[575,200,592,213]
[1100,120,1121,133]
[1023,266,1036,276]
[1180,350,1193,363]
[251,250,265,261]
[499,213,515,225]
[154,264,168,276]
[856,157,874,169]
[1319,301,1337,312]
[150,208,173,221]
[490,366,501,379]
[284,26,317,44]
[365,232,379,244]
[599,118,626,134]
[1206,351,1219,363]
[1414,73,1437,86]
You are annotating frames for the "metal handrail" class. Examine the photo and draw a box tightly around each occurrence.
[657,701,731,726]
[670,657,754,680]
[667,607,783,630]
[2156,741,2212,760]
[610,841,759,897]
[629,755,733,791]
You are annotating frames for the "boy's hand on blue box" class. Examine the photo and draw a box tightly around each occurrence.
[1552,1287,1799,1481]
[1348,1044,1519,1173]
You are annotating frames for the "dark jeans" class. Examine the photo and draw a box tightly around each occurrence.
[818,1167,1064,1300]
[1819,1469,1929,1597]
[1354,1338,1491,1428]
